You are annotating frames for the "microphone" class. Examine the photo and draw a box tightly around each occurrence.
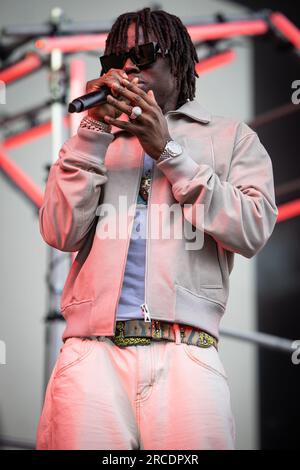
[68,86,110,113]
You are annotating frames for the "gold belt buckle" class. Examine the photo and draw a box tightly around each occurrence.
[113,321,151,347]
[113,321,127,346]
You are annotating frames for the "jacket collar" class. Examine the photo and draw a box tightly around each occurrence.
[166,99,211,124]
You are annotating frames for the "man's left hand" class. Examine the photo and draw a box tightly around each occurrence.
[103,78,171,161]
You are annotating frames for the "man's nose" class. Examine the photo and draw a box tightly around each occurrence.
[123,56,140,74]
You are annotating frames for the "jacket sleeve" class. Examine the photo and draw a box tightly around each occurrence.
[39,127,114,252]
[156,122,278,258]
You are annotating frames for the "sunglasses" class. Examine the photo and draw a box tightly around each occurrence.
[99,41,168,74]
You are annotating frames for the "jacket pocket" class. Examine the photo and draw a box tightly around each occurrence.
[174,284,225,340]
[199,234,223,288]
[175,283,225,309]
[61,299,93,317]
[54,337,96,378]
[182,343,228,380]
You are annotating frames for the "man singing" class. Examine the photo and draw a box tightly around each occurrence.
[36,7,278,450]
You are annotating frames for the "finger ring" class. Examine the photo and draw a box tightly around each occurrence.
[130,106,142,120]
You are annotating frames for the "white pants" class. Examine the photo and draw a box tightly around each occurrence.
[36,333,235,450]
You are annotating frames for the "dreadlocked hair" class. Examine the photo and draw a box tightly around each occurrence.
[104,7,199,108]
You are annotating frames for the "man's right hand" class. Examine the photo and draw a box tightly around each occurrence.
[86,69,137,123]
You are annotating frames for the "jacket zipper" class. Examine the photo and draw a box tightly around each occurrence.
[140,159,154,322]
[113,149,144,334]
[115,117,171,330]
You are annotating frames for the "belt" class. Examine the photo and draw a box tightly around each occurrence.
[81,319,218,350]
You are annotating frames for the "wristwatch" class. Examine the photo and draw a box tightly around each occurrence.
[157,139,183,163]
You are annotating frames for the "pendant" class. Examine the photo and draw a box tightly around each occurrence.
[139,169,152,202]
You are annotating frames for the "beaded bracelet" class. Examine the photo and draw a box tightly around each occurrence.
[80,116,112,134]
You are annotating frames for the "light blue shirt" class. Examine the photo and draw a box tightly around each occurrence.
[116,153,153,320]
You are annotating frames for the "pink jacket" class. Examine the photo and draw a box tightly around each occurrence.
[39,99,278,341]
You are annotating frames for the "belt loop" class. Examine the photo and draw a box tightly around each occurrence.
[173,323,181,345]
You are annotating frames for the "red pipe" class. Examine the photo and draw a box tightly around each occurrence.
[33,19,269,54]
[195,50,235,74]
[277,199,300,223]
[35,34,107,53]
[69,59,87,136]
[3,116,70,150]
[0,52,42,84]
[0,149,44,208]
[187,19,268,41]
[271,12,300,50]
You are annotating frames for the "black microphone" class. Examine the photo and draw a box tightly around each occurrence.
[68,86,110,113]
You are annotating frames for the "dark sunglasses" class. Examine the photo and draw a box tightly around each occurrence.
[99,41,168,73]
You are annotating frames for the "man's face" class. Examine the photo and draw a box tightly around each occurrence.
[120,22,179,111]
